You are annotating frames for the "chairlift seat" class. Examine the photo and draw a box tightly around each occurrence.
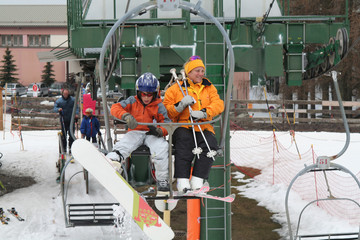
[67,203,118,227]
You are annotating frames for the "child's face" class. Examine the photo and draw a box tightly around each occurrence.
[140,92,153,105]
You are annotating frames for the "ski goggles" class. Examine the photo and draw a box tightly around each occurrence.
[140,92,153,97]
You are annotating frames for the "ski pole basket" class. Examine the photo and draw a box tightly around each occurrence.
[66,203,117,227]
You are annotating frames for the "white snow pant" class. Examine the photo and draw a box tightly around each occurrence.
[107,131,169,181]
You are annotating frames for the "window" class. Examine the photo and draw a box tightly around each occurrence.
[28,35,50,47]
[0,35,23,47]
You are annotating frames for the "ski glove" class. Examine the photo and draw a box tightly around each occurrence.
[174,95,195,113]
[111,161,122,172]
[190,109,207,121]
[122,113,138,129]
[146,125,163,137]
[109,150,124,172]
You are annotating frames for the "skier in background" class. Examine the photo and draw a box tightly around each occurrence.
[80,108,100,143]
[106,72,171,192]
[82,83,96,115]
[54,88,79,154]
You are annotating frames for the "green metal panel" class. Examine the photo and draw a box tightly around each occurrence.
[140,47,160,78]
[119,47,137,89]
[233,47,265,74]
[285,44,304,86]
[265,45,284,77]
[70,27,110,48]
[286,44,304,53]
[206,65,224,84]
[305,23,331,43]
[288,23,304,44]
[159,48,186,66]
[287,72,303,86]
[263,24,286,43]
[69,23,349,84]
[206,44,224,64]
[130,155,150,185]
[288,22,347,44]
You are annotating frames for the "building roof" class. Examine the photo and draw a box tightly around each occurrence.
[0,5,67,27]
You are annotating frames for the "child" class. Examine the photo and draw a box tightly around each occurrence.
[82,83,96,115]
[80,108,100,143]
[106,72,171,191]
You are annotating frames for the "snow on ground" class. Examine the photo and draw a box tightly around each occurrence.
[0,130,121,239]
[0,113,359,239]
[0,115,145,239]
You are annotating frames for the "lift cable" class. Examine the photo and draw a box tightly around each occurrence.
[257,0,276,41]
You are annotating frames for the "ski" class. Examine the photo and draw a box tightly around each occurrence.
[0,208,10,225]
[193,192,236,203]
[169,182,236,203]
[0,217,8,225]
[7,208,25,221]
[173,181,211,197]
[71,139,174,240]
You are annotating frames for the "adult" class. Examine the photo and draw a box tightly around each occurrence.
[54,88,79,153]
[163,55,224,193]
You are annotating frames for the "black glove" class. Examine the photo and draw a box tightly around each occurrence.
[146,125,163,137]
[122,113,138,129]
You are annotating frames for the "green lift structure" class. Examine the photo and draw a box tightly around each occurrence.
[63,0,350,239]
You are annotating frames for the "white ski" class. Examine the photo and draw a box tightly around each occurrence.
[71,139,174,240]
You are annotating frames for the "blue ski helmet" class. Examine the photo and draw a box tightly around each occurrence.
[135,72,160,97]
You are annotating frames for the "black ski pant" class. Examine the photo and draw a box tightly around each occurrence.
[63,121,75,152]
[173,127,218,179]
[86,136,97,143]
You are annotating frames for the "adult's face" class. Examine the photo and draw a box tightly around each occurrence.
[62,89,70,99]
[188,66,205,84]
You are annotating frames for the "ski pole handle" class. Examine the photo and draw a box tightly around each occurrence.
[180,69,186,80]
[170,68,182,81]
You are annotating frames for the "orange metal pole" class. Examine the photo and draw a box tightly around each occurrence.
[187,199,200,240]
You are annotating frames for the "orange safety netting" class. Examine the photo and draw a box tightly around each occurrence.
[230,125,360,225]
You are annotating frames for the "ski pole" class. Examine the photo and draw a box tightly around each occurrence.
[181,70,217,160]
[170,69,202,158]
[283,104,301,159]
[263,86,279,152]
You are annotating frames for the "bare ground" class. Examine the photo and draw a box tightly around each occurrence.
[0,173,36,197]
[144,165,281,240]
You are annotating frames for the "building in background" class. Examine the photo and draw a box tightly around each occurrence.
[0,4,81,87]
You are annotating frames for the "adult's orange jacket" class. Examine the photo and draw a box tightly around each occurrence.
[110,95,170,136]
[163,78,224,134]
